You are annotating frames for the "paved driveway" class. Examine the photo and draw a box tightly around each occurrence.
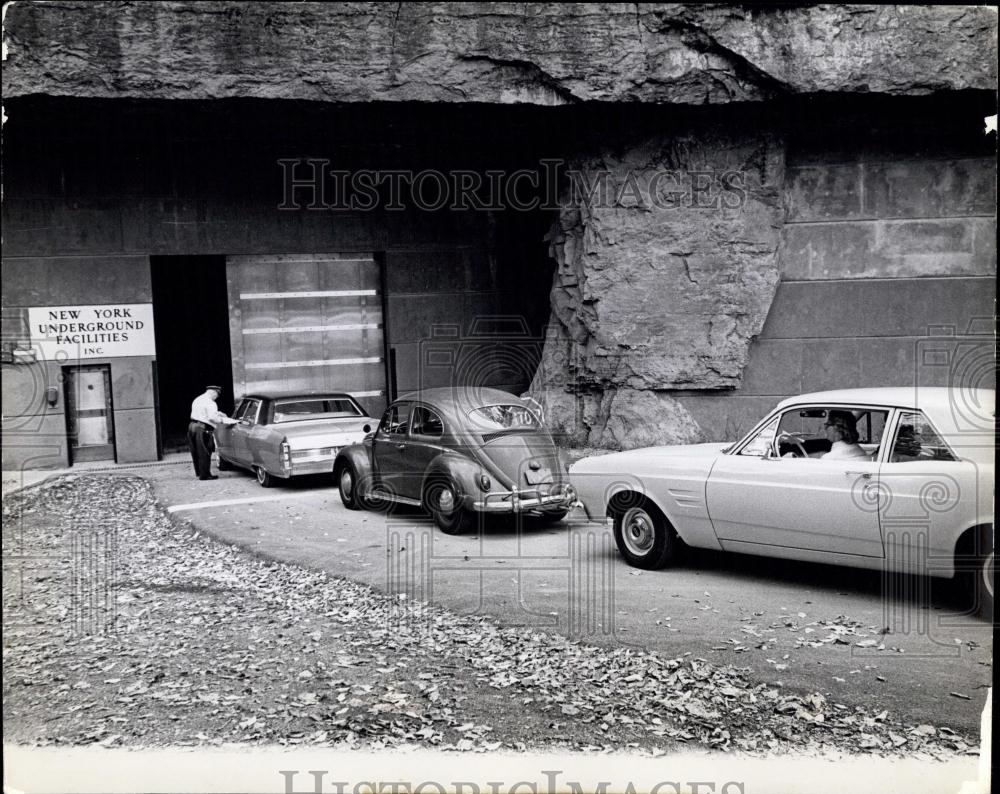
[142,460,992,733]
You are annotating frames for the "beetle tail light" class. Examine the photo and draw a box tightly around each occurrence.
[478,474,492,492]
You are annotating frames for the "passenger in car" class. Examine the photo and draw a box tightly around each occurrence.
[890,424,922,461]
[821,410,868,459]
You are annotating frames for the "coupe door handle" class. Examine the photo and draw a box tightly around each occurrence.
[845,471,872,479]
[396,443,406,450]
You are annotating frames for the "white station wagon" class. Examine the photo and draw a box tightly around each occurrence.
[570,388,994,615]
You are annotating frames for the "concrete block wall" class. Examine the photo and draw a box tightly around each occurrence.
[676,112,996,441]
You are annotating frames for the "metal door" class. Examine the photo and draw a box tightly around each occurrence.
[372,402,412,498]
[64,365,115,464]
[398,405,446,499]
[227,254,388,419]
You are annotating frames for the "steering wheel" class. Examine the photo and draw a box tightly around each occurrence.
[773,431,808,458]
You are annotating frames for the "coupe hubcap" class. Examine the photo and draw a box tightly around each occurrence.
[340,469,353,499]
[984,551,994,599]
[621,507,655,556]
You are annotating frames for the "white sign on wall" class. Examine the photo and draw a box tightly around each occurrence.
[28,303,157,360]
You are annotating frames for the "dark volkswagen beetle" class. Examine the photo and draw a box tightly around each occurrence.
[333,387,576,533]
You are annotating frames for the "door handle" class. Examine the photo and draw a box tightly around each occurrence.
[845,471,872,479]
[396,443,406,450]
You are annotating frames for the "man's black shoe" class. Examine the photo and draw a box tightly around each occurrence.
[199,475,219,480]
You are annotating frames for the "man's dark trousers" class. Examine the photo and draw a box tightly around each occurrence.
[187,421,215,479]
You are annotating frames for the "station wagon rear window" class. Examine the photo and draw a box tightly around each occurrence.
[468,404,540,432]
[272,397,363,423]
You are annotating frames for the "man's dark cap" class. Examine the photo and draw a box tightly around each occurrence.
[206,385,223,392]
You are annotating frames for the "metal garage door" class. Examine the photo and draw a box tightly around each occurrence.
[226,254,387,417]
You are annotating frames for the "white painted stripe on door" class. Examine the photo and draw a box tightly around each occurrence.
[245,356,382,370]
[242,323,382,335]
[239,289,378,299]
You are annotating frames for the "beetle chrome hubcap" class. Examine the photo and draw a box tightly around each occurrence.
[438,487,455,512]
[621,507,655,555]
[256,467,265,484]
[340,469,353,499]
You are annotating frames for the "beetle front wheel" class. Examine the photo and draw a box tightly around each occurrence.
[337,462,363,510]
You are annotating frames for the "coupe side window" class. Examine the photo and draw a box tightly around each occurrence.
[411,406,444,438]
[738,407,888,458]
[773,406,887,458]
[738,416,779,457]
[890,411,957,462]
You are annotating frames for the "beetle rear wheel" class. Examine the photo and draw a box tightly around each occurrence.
[424,476,474,535]
[612,498,678,569]
[529,507,569,525]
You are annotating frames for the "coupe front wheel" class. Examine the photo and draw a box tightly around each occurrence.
[612,499,677,569]
[424,476,474,535]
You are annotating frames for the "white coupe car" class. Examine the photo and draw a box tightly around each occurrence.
[570,388,994,614]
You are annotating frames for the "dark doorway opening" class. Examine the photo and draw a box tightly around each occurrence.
[150,255,233,452]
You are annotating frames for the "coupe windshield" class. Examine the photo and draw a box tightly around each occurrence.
[468,404,541,432]
[273,397,362,423]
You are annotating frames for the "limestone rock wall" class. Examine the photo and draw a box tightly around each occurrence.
[529,118,786,447]
[3,3,996,104]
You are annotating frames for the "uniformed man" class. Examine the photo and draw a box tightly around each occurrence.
[188,385,237,480]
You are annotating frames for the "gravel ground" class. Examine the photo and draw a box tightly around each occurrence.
[2,475,982,758]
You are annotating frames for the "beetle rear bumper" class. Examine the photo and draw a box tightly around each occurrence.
[471,484,576,513]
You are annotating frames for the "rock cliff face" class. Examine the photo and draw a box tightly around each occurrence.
[529,119,785,447]
[3,3,996,103]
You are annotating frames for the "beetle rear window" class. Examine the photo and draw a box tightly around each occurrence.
[273,398,363,423]
[468,404,540,431]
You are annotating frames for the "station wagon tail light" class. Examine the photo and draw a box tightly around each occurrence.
[478,474,492,492]
[280,440,291,470]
